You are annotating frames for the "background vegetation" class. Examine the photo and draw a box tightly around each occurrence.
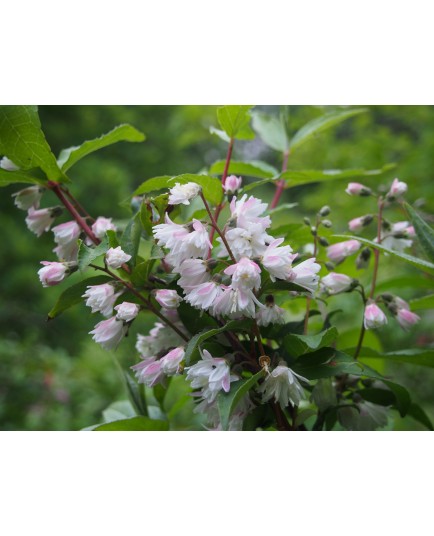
[1,105,433,430]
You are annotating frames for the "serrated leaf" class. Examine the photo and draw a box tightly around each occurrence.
[0,168,47,187]
[334,234,434,276]
[289,108,367,151]
[209,159,278,179]
[217,105,255,140]
[252,111,289,152]
[58,124,145,172]
[404,202,434,262]
[284,327,338,358]
[0,105,63,181]
[93,416,169,431]
[77,236,109,271]
[48,275,112,319]
[218,370,266,431]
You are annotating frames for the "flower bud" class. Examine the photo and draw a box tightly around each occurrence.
[356,247,371,269]
[364,302,387,330]
[168,182,201,205]
[303,217,311,226]
[38,261,69,287]
[321,219,332,228]
[223,175,242,194]
[327,239,361,263]
[106,247,132,269]
[396,308,420,331]
[319,206,331,217]
[154,289,183,309]
[115,302,140,322]
[319,236,329,247]
[26,207,62,237]
[320,272,354,295]
[348,214,373,232]
[345,182,372,196]
[387,178,408,200]
[92,217,117,239]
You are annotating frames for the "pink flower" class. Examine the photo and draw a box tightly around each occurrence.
[327,240,361,263]
[364,302,387,330]
[223,175,242,194]
[396,308,420,331]
[256,299,286,327]
[345,182,371,196]
[177,259,210,291]
[224,257,261,290]
[257,364,308,408]
[168,182,201,205]
[92,217,116,239]
[160,347,185,375]
[291,258,321,293]
[185,281,223,310]
[320,272,353,294]
[348,215,372,232]
[154,289,183,309]
[222,223,271,260]
[25,207,59,236]
[115,302,140,322]
[388,178,407,198]
[52,221,81,261]
[38,261,68,287]
[105,246,132,269]
[261,238,296,281]
[12,186,43,210]
[212,286,263,318]
[82,283,121,317]
[153,213,189,250]
[89,316,127,350]
[170,219,211,263]
[131,357,164,387]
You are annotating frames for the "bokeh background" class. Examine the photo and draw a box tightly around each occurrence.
[1,105,433,430]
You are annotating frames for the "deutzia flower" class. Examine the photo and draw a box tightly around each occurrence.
[177,259,211,291]
[185,280,224,311]
[153,213,189,250]
[230,194,270,229]
[212,286,263,318]
[115,302,140,322]
[105,247,132,269]
[290,258,321,293]
[154,289,183,309]
[12,186,43,210]
[167,220,211,267]
[82,283,122,317]
[256,295,286,327]
[89,316,127,350]
[38,261,68,287]
[348,215,373,232]
[52,221,81,261]
[168,182,201,205]
[186,350,237,403]
[364,302,387,329]
[379,221,413,253]
[327,239,361,263]
[221,223,271,260]
[393,300,420,331]
[224,257,261,290]
[92,216,116,239]
[131,357,164,387]
[25,207,60,237]
[0,156,19,170]
[223,175,242,194]
[258,363,308,408]
[320,272,354,295]
[261,238,296,281]
[387,178,408,199]
[160,347,185,375]
[136,317,187,358]
[345,182,371,196]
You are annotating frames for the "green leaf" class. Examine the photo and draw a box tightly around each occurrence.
[404,202,434,263]
[77,236,109,271]
[358,387,396,406]
[209,126,230,143]
[283,327,338,358]
[102,400,136,422]
[218,370,266,431]
[0,168,47,187]
[209,159,278,179]
[121,213,142,265]
[124,372,147,416]
[261,279,310,295]
[133,173,223,206]
[47,275,112,319]
[381,380,411,417]
[353,347,434,368]
[406,403,434,430]
[130,260,155,287]
[58,124,145,172]
[410,294,434,311]
[251,111,289,152]
[292,349,364,379]
[93,416,169,431]
[289,108,367,151]
[280,165,395,187]
[184,320,253,365]
[375,276,434,293]
[177,302,219,335]
[334,234,434,276]
[0,105,63,181]
[217,105,255,140]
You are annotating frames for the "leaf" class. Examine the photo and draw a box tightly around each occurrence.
[289,108,367,151]
[77,236,109,271]
[177,302,219,335]
[47,275,112,319]
[130,260,155,287]
[358,387,396,406]
[102,400,136,422]
[184,319,253,365]
[353,347,434,368]
[93,416,169,431]
[261,279,310,295]
[0,168,47,187]
[209,159,278,179]
[133,173,223,206]
[283,327,338,358]
[209,126,230,143]
[251,111,289,152]
[381,380,411,416]
[406,403,434,431]
[280,165,395,187]
[217,105,255,140]
[404,202,434,263]
[217,370,266,431]
[0,105,63,181]
[58,124,145,172]
[334,235,434,276]
[121,213,142,265]
[292,349,364,380]
[124,372,147,416]
[410,294,434,311]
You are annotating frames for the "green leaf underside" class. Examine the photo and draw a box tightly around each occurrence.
[0,168,47,187]
[0,105,63,181]
[133,174,223,206]
[289,108,367,151]
[209,160,278,179]
[58,124,145,172]
[409,294,434,311]
[184,320,253,365]
[93,416,169,431]
[218,370,266,431]
[251,111,289,152]
[284,327,338,358]
[48,275,112,319]
[352,347,434,368]
[405,202,434,263]
[333,235,434,276]
[217,105,255,140]
[77,237,109,271]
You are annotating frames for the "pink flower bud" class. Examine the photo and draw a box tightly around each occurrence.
[348,215,373,232]
[396,308,420,331]
[105,247,132,269]
[388,178,407,198]
[364,302,387,329]
[38,261,68,287]
[345,182,371,196]
[160,347,185,375]
[91,217,116,239]
[155,289,182,309]
[82,283,121,317]
[89,316,127,350]
[115,302,140,322]
[320,272,353,294]
[52,221,81,261]
[12,186,43,210]
[223,175,242,194]
[327,240,361,263]
[26,207,58,237]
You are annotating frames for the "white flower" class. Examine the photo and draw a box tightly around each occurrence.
[177,259,210,291]
[106,246,132,269]
[92,217,116,239]
[256,299,286,327]
[38,261,68,287]
[364,302,387,329]
[168,182,201,205]
[258,364,308,408]
[154,289,183,309]
[185,280,223,310]
[153,213,189,249]
[261,238,296,281]
[52,221,81,261]
[160,347,185,375]
[223,175,242,194]
[212,286,263,318]
[25,207,58,237]
[136,318,187,359]
[131,357,164,387]
[291,258,321,293]
[0,157,19,171]
[345,182,371,196]
[387,178,408,199]
[89,316,127,350]
[12,186,43,210]
[230,194,270,229]
[327,240,361,263]
[221,223,271,260]
[224,257,261,290]
[82,283,121,317]
[380,221,413,253]
[186,350,237,403]
[167,220,211,267]
[115,301,140,322]
[320,272,353,295]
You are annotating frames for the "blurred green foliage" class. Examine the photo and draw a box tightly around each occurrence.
[1,105,433,430]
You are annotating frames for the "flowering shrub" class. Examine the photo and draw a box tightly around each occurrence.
[1,105,434,431]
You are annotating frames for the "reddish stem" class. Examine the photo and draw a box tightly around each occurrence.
[270,149,290,209]
[369,198,385,300]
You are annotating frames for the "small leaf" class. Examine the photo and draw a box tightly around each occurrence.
[410,294,434,311]
[77,237,109,271]
[292,349,363,379]
[177,302,219,335]
[93,416,169,431]
[217,105,255,140]
[209,159,278,179]
[218,370,266,431]
[0,168,47,187]
[48,275,112,319]
[102,400,136,422]
[334,234,434,276]
[404,202,434,263]
[121,213,142,265]
[284,327,338,358]
[289,108,367,151]
[124,372,147,416]
[209,126,230,143]
[353,347,434,368]
[406,403,434,430]
[252,111,289,152]
[58,124,145,172]
[0,105,63,181]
